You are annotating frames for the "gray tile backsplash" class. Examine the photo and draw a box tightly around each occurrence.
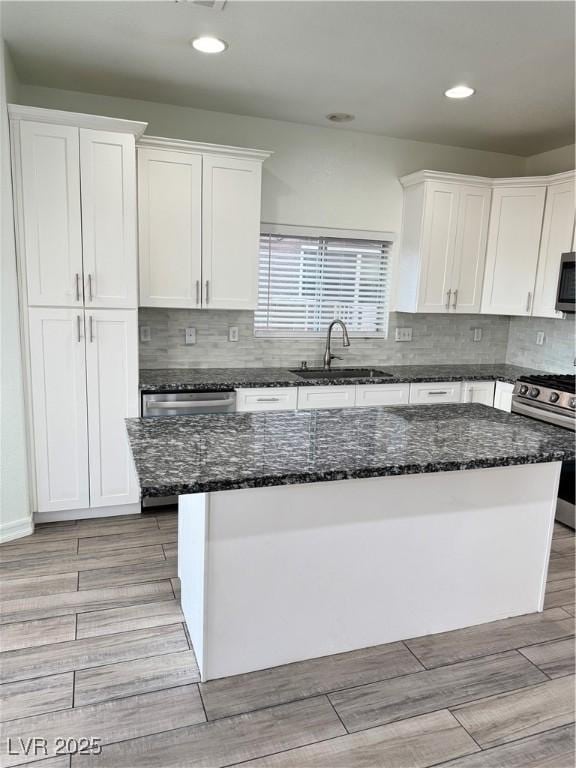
[138,309,512,369]
[505,316,575,373]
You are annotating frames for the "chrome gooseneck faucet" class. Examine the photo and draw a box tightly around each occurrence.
[323,319,350,369]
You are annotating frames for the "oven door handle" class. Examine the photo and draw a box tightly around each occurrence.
[511,399,575,431]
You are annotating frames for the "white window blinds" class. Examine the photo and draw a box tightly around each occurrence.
[255,233,392,336]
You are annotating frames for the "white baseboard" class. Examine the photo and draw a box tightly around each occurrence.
[34,502,141,524]
[0,516,34,543]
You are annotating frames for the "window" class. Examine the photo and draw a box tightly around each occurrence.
[255,230,393,337]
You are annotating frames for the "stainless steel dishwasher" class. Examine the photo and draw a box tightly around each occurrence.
[141,390,236,508]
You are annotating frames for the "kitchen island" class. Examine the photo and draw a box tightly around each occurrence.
[126,403,574,681]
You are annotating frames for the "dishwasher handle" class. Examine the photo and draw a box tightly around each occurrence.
[149,398,236,409]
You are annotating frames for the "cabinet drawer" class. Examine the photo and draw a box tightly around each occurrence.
[297,386,356,410]
[409,381,462,404]
[236,387,298,412]
[461,381,495,406]
[356,384,410,407]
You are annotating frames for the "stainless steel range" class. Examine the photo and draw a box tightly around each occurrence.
[512,374,575,529]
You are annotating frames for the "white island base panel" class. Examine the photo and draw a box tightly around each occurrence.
[178,462,560,682]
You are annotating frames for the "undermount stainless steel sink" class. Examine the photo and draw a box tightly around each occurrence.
[290,367,392,380]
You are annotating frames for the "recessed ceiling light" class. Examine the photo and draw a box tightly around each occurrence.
[444,85,475,99]
[191,36,229,54]
[326,113,355,123]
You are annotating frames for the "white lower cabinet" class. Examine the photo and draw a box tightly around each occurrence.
[493,381,514,412]
[236,387,298,412]
[28,308,90,513]
[355,383,410,407]
[409,381,463,404]
[85,310,139,507]
[461,381,495,406]
[297,386,356,410]
[28,307,138,514]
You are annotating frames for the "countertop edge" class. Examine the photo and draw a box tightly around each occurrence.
[138,452,573,498]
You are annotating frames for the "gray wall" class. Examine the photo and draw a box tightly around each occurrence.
[506,317,575,373]
[139,309,510,369]
[139,309,575,373]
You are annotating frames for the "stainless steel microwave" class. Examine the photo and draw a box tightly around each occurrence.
[556,252,575,313]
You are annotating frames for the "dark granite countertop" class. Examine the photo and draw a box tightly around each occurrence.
[126,403,575,497]
[139,364,548,393]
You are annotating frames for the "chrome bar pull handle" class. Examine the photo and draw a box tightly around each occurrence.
[89,315,94,343]
[445,289,452,310]
[205,280,210,305]
[196,280,200,306]
[88,273,94,302]
[452,289,458,310]
[75,273,81,302]
[526,291,532,313]
[76,315,83,342]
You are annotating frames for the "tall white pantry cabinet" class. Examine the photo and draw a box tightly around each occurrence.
[9,106,147,521]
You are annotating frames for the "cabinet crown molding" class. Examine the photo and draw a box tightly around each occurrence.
[401,168,575,189]
[400,170,493,188]
[137,134,273,161]
[8,104,148,138]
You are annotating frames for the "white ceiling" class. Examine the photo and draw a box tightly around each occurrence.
[2,0,574,156]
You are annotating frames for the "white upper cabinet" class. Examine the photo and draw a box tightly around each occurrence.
[138,147,202,308]
[28,308,90,512]
[481,185,547,315]
[85,309,139,507]
[19,122,83,307]
[395,173,490,313]
[532,180,576,318]
[80,130,137,308]
[451,185,491,313]
[202,154,262,310]
[136,138,271,310]
[11,107,145,309]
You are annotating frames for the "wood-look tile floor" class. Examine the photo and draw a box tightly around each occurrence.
[0,513,574,768]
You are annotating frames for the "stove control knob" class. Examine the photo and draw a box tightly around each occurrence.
[519,384,529,396]
[570,398,576,410]
[529,387,540,398]
[549,392,560,403]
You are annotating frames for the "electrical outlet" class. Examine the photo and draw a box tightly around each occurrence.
[536,331,545,346]
[139,326,151,342]
[228,326,239,342]
[185,327,197,345]
[472,328,482,342]
[395,327,412,342]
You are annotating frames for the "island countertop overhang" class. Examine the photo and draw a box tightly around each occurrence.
[126,403,575,498]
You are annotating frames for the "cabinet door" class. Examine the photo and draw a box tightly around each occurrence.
[28,308,89,512]
[482,186,546,315]
[451,186,491,313]
[80,130,137,308]
[85,310,139,508]
[532,181,576,318]
[138,148,202,308]
[236,387,298,412]
[493,381,514,412]
[297,386,356,410]
[461,381,495,406]
[355,384,410,407]
[416,183,459,312]
[19,122,83,307]
[409,381,462,404]
[202,155,262,310]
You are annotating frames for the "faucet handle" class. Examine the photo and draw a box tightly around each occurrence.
[330,355,342,362]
